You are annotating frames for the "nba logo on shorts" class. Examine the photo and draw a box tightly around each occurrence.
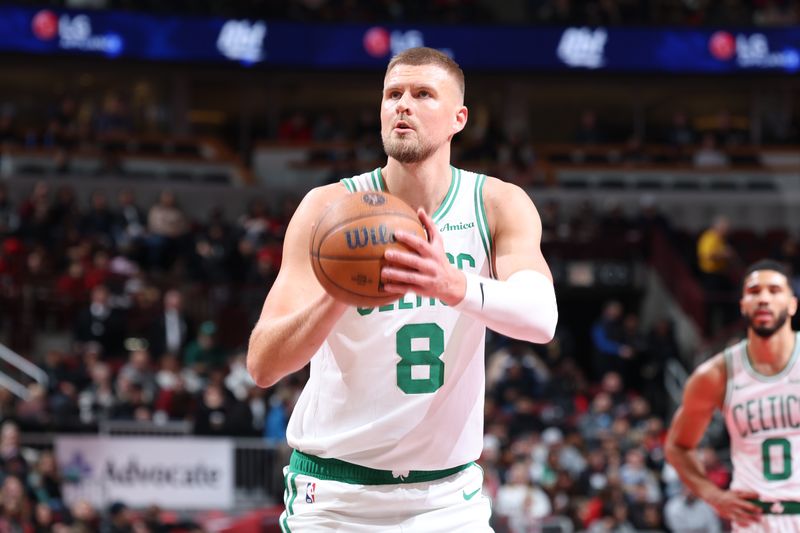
[305,482,316,504]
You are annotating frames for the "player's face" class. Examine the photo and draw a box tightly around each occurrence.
[740,270,798,338]
[381,64,466,164]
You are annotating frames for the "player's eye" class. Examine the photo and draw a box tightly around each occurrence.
[417,90,430,98]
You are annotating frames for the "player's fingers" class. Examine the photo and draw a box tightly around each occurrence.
[732,510,761,527]
[731,492,762,514]
[381,282,412,294]
[384,249,425,270]
[393,230,429,254]
[732,490,761,501]
[381,267,426,287]
[417,208,436,242]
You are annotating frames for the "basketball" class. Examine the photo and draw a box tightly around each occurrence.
[310,191,426,307]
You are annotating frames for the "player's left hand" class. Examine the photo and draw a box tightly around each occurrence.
[381,208,466,306]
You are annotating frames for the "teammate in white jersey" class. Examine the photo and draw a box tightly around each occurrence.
[666,259,800,532]
[246,47,558,532]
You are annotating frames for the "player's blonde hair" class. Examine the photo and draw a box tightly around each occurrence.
[386,47,465,97]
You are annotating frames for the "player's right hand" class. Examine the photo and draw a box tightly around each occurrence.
[707,489,762,526]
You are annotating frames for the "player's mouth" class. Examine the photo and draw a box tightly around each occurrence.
[393,120,414,133]
[754,310,773,320]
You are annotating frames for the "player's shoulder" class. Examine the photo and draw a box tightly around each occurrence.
[479,175,534,210]
[687,352,728,393]
[295,183,350,216]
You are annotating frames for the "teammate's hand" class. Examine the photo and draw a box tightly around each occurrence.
[381,208,465,306]
[707,489,762,526]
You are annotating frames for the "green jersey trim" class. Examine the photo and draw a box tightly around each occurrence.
[742,332,800,383]
[474,173,495,279]
[723,346,734,410]
[432,166,459,223]
[289,450,471,485]
[375,167,387,191]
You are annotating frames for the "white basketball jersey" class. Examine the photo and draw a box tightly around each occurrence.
[722,334,800,499]
[286,167,494,471]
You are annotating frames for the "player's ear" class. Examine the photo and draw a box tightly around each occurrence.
[452,106,467,134]
[790,295,798,317]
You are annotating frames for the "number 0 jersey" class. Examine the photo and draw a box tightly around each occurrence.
[722,334,800,500]
[286,167,494,472]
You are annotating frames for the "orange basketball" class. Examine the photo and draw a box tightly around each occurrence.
[310,191,426,307]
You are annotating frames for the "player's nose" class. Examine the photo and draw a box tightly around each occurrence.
[395,92,412,113]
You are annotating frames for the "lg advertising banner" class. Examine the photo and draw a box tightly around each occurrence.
[0,5,798,73]
[55,436,234,510]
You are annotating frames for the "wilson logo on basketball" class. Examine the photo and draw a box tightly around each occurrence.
[345,224,394,249]
[361,193,386,206]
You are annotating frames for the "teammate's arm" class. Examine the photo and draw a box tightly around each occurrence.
[246,185,349,388]
[382,179,557,343]
[665,355,761,526]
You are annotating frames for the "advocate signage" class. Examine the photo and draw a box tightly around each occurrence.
[55,436,234,509]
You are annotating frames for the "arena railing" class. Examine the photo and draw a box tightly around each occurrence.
[0,341,48,400]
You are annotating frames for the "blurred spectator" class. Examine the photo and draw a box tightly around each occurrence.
[277,111,312,142]
[574,110,604,144]
[494,462,551,533]
[641,318,677,415]
[696,215,738,332]
[712,109,748,147]
[95,93,132,136]
[193,383,230,435]
[147,288,193,359]
[27,451,63,512]
[33,501,58,532]
[698,445,731,490]
[73,284,126,358]
[0,421,30,483]
[146,190,189,271]
[664,485,721,532]
[84,249,112,291]
[0,475,32,531]
[0,183,19,238]
[619,448,661,503]
[154,354,196,420]
[117,347,157,403]
[183,321,227,375]
[70,499,99,532]
[16,383,50,429]
[103,501,134,533]
[81,191,116,247]
[693,133,730,168]
[577,447,609,496]
[666,110,696,148]
[113,189,146,253]
[590,301,634,380]
[77,361,115,425]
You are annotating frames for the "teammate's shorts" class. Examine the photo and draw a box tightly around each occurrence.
[279,450,493,532]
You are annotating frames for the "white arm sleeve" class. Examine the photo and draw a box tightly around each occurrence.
[453,269,558,344]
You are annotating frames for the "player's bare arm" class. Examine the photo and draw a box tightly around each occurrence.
[382,177,557,343]
[483,178,552,282]
[665,354,762,526]
[247,184,349,387]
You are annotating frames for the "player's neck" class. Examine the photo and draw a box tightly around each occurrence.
[746,327,796,375]
[382,152,453,215]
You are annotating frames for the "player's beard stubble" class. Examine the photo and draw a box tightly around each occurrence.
[745,307,790,338]
[382,124,435,163]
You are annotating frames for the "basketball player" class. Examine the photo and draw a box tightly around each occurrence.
[247,47,558,532]
[666,259,800,532]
